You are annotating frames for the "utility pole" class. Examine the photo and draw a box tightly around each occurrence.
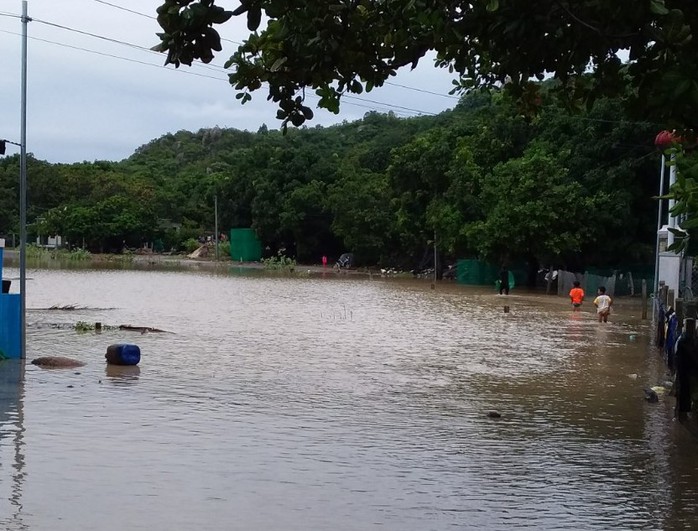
[431,230,437,289]
[19,1,29,359]
[214,194,219,261]
[654,154,665,294]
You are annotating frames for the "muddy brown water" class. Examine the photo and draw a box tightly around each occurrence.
[0,266,697,530]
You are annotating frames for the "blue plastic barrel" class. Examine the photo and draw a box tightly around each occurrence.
[105,344,141,366]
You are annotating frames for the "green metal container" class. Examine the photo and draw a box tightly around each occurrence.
[229,228,262,262]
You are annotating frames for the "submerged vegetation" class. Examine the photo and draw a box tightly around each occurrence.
[26,245,92,262]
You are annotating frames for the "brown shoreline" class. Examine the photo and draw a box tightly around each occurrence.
[1,248,374,276]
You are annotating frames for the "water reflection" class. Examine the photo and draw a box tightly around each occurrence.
[0,359,27,531]
[105,364,140,383]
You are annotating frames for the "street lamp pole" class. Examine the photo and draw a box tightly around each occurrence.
[19,1,29,359]
[214,194,219,261]
[653,154,665,295]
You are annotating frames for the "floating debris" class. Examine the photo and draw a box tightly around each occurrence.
[119,325,171,334]
[30,305,117,311]
[74,321,120,332]
[31,356,85,368]
[48,304,84,311]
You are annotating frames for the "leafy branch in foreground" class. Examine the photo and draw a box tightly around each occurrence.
[154,0,698,134]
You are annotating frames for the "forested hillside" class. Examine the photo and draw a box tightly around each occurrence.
[0,89,660,271]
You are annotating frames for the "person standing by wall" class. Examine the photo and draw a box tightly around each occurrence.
[593,286,613,323]
[674,318,697,420]
[499,267,510,296]
[569,280,585,311]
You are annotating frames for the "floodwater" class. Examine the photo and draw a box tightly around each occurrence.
[0,266,697,531]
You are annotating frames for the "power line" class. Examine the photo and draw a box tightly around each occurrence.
[30,18,230,75]
[89,0,453,100]
[92,0,152,19]
[2,12,450,118]
[33,17,156,53]
[542,109,665,129]
[343,94,437,116]
[90,0,244,47]
[1,21,442,118]
[385,80,459,100]
[0,28,227,81]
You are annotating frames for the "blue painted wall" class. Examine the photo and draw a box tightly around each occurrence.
[0,248,21,359]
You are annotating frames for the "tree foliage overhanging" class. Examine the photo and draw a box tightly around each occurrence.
[0,90,663,274]
[154,0,698,133]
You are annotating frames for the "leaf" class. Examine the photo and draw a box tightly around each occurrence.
[680,217,698,230]
[270,57,287,72]
[210,7,233,24]
[650,0,669,15]
[247,7,262,31]
[290,113,305,126]
[486,0,499,12]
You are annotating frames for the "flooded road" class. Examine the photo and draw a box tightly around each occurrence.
[0,267,697,530]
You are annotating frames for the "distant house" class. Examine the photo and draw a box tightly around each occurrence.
[36,235,62,249]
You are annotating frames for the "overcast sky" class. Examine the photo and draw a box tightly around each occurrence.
[0,0,459,164]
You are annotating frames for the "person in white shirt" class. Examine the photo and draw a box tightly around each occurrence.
[593,286,613,323]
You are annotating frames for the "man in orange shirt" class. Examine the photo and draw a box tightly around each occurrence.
[569,280,585,311]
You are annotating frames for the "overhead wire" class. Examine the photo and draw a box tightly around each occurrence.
[91,0,153,20]
[29,18,237,75]
[0,28,227,81]
[11,1,672,126]
[385,80,459,100]
[2,10,444,118]
[5,10,665,127]
[0,27,425,118]
[90,0,244,46]
[87,0,451,103]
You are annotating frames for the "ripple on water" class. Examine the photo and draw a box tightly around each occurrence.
[0,269,695,530]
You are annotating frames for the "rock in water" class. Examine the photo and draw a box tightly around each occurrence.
[643,388,659,403]
[31,356,85,368]
[487,411,502,418]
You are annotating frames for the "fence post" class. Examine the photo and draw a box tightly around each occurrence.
[660,283,669,307]
[642,279,648,320]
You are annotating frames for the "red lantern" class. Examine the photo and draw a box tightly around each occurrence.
[655,130,680,147]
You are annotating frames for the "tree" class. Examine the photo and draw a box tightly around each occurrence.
[466,144,607,266]
[155,0,698,133]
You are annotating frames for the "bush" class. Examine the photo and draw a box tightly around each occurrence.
[183,238,201,253]
[262,252,296,271]
[68,248,91,261]
[218,241,230,258]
